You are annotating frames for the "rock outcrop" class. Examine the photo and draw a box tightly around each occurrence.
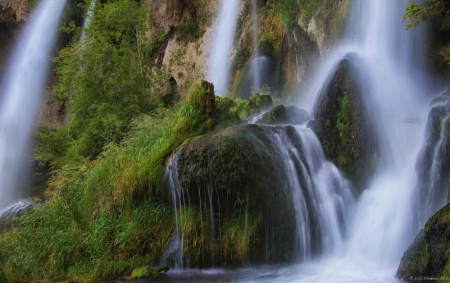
[396,204,450,281]
[0,0,27,77]
[0,0,27,23]
[313,57,378,189]
[415,90,450,221]
[169,124,299,266]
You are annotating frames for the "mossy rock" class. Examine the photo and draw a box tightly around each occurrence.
[172,124,303,267]
[313,56,378,190]
[396,204,450,281]
[127,265,169,280]
[260,104,309,125]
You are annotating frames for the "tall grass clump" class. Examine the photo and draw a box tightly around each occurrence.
[0,82,214,281]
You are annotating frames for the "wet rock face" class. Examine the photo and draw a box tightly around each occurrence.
[396,204,450,281]
[279,25,320,96]
[175,124,298,265]
[145,0,216,31]
[0,0,26,77]
[415,91,450,219]
[313,58,378,190]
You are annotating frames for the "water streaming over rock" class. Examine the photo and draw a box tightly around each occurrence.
[163,0,447,282]
[164,125,355,268]
[0,0,67,215]
[290,0,443,281]
[206,0,240,96]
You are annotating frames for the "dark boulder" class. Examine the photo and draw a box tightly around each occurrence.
[415,91,450,219]
[313,57,378,190]
[173,124,298,266]
[396,204,450,281]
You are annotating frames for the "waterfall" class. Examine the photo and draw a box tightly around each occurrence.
[293,0,439,279]
[80,0,97,42]
[249,0,262,93]
[0,0,67,215]
[206,0,240,96]
[164,125,355,268]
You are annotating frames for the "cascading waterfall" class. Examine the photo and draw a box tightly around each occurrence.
[0,0,67,215]
[285,0,439,281]
[164,125,355,268]
[164,0,445,280]
[206,0,240,96]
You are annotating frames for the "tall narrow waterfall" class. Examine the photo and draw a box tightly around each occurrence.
[0,0,67,215]
[206,0,239,96]
[248,0,262,93]
[80,0,97,42]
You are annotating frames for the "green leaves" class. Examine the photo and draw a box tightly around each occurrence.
[404,1,428,29]
[404,0,448,29]
[51,0,157,162]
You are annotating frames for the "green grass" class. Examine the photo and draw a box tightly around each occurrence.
[0,84,212,282]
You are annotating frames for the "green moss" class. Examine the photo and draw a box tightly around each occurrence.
[258,33,281,56]
[176,21,203,41]
[229,93,273,120]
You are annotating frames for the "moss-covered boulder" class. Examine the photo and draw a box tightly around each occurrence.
[396,204,450,281]
[165,122,354,268]
[127,265,169,280]
[171,124,298,267]
[260,104,309,125]
[313,57,378,190]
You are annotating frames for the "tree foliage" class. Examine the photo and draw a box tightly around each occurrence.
[404,0,449,29]
[47,0,159,165]
[404,0,450,69]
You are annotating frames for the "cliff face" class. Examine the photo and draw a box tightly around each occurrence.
[0,0,27,23]
[0,0,27,76]
[0,0,349,126]
[143,0,218,90]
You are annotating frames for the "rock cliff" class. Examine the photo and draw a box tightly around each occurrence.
[0,0,27,23]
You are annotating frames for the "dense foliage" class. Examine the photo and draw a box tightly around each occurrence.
[0,0,215,281]
[43,0,160,167]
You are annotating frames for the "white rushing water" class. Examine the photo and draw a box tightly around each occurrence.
[163,0,444,280]
[206,0,240,96]
[284,0,435,282]
[0,0,67,215]
[164,124,355,268]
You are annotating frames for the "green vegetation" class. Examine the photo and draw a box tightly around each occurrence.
[50,0,157,165]
[397,204,450,280]
[272,0,334,28]
[0,82,216,281]
[336,94,357,167]
[229,93,273,119]
[27,0,39,9]
[273,0,299,28]
[404,0,450,69]
[176,21,203,41]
